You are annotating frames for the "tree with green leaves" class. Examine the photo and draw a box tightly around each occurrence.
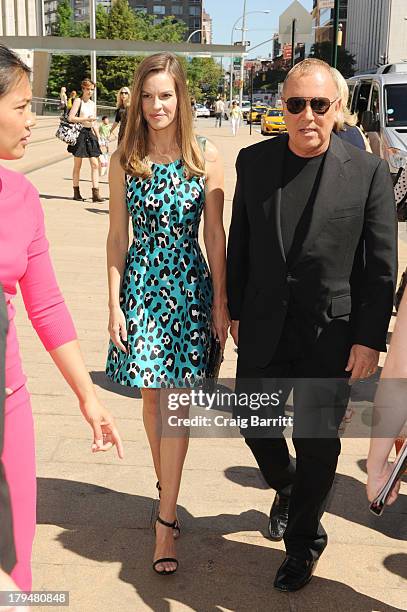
[95,1,186,104]
[47,0,221,106]
[309,42,356,78]
[47,0,90,99]
[186,58,224,102]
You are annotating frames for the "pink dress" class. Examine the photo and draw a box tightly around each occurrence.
[0,164,77,589]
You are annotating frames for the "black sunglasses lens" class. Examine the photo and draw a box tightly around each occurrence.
[310,98,331,114]
[286,98,306,114]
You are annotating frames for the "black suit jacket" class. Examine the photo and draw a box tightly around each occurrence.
[0,286,16,573]
[227,133,397,368]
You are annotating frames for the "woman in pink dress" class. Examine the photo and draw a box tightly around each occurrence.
[0,44,124,591]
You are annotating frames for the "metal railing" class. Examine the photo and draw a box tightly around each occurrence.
[31,97,117,119]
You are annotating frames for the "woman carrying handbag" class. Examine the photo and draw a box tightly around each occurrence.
[67,78,104,203]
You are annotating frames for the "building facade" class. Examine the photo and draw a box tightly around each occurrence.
[202,8,212,44]
[42,0,112,33]
[312,0,348,46]
[0,0,38,67]
[346,0,407,73]
[128,0,203,42]
[0,0,38,36]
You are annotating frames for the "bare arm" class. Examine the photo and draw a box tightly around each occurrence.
[107,151,129,352]
[203,140,230,348]
[366,289,407,503]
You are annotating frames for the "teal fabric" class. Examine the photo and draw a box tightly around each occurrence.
[106,160,213,388]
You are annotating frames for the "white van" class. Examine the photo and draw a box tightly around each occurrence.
[347,70,407,179]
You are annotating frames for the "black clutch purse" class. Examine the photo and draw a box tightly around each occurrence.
[206,336,224,382]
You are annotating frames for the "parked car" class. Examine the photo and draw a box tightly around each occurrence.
[247,105,269,124]
[261,108,286,135]
[347,70,407,178]
[240,100,252,120]
[195,103,210,118]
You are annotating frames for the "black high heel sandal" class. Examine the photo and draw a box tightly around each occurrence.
[156,481,181,538]
[153,516,179,575]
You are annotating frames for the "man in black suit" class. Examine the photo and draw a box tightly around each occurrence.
[227,59,397,591]
[0,285,17,583]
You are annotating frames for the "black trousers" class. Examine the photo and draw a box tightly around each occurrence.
[236,315,351,561]
[0,287,16,574]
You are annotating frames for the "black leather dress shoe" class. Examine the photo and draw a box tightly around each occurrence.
[273,555,318,592]
[267,492,290,541]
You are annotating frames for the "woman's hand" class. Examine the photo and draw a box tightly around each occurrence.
[212,300,230,349]
[108,305,128,353]
[80,396,124,459]
[0,568,29,611]
[366,461,400,505]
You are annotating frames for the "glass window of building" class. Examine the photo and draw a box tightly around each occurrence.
[153,5,166,15]
[189,17,201,29]
[189,6,201,16]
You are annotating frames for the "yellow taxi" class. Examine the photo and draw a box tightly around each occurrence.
[247,105,269,124]
[261,108,287,135]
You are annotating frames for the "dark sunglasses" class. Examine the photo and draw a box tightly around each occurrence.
[120,91,129,95]
[283,96,338,115]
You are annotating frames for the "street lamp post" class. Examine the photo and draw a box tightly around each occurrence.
[238,0,247,108]
[331,0,340,68]
[229,8,271,105]
[90,0,97,109]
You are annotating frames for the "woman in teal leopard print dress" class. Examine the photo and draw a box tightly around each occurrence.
[106,53,229,575]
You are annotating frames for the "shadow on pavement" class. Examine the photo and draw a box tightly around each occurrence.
[84,207,109,215]
[383,553,407,580]
[36,477,402,611]
[224,465,269,489]
[39,194,76,202]
[90,370,141,398]
[224,465,406,541]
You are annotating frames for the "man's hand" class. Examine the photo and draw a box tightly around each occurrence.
[230,320,239,346]
[345,344,379,384]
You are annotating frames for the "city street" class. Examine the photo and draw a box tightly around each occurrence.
[3,116,406,611]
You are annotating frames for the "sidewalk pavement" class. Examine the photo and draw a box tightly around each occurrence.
[5,117,406,611]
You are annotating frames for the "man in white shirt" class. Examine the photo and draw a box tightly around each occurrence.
[214,96,225,128]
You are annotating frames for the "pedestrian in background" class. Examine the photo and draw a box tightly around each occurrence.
[0,43,123,591]
[67,78,104,202]
[332,68,371,152]
[106,52,229,576]
[110,86,131,145]
[67,89,77,110]
[59,86,67,113]
[98,115,111,177]
[214,95,225,127]
[230,100,243,136]
[191,97,198,121]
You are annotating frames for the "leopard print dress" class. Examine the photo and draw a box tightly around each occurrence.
[106,159,213,388]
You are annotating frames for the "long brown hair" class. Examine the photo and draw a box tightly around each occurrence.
[120,53,205,180]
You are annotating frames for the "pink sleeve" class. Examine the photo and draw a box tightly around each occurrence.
[19,184,77,351]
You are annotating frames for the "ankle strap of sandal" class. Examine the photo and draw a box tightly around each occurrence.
[157,515,177,529]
